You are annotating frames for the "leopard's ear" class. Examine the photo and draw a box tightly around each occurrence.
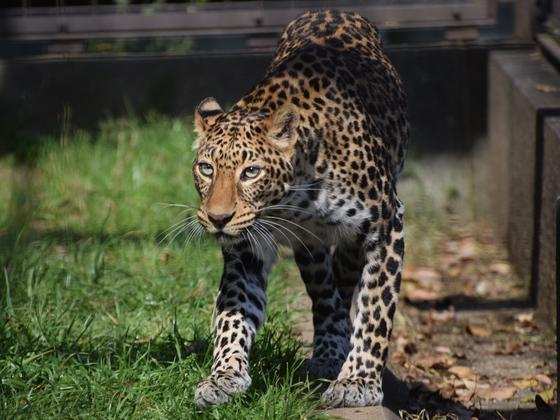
[266,105,300,152]
[193,97,224,143]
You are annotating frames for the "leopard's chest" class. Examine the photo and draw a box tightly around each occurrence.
[262,189,371,247]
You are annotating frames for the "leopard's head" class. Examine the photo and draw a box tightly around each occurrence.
[192,97,299,242]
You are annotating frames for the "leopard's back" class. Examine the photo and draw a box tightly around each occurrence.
[236,10,408,180]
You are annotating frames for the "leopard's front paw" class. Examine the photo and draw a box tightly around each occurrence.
[321,377,383,408]
[194,371,251,408]
[300,357,344,381]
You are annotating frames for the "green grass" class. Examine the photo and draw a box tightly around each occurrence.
[0,116,321,419]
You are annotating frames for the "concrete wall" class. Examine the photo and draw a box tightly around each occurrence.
[486,50,560,329]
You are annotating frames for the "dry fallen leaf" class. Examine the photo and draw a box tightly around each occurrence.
[407,288,439,301]
[514,323,536,334]
[466,323,492,337]
[435,346,452,354]
[535,374,552,385]
[512,378,537,389]
[409,267,442,287]
[416,354,455,370]
[535,83,560,93]
[462,378,478,391]
[391,351,407,367]
[538,386,556,403]
[455,387,475,402]
[402,264,417,280]
[494,339,524,355]
[489,262,510,275]
[395,336,409,350]
[448,365,477,380]
[475,280,490,296]
[430,309,455,323]
[477,386,517,401]
[514,312,534,323]
[457,239,477,260]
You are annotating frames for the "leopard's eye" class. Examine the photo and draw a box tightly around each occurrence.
[198,162,214,178]
[241,166,262,181]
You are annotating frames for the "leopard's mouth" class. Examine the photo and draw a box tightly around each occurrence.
[214,231,238,240]
[197,210,259,244]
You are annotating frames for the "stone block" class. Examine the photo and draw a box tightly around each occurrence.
[486,51,515,244]
[538,117,560,326]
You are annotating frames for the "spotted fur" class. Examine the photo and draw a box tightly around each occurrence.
[191,10,408,408]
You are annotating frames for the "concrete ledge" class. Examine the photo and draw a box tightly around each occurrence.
[539,117,560,326]
[487,50,515,244]
[486,51,560,324]
[325,406,400,420]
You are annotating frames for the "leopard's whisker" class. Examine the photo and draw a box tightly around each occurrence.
[172,221,198,247]
[156,202,197,210]
[257,205,313,215]
[256,220,291,249]
[262,215,323,244]
[261,220,311,259]
[250,223,266,255]
[160,214,197,235]
[183,221,203,249]
[243,229,260,260]
[174,218,198,242]
[258,219,313,259]
[252,223,277,255]
[258,204,305,211]
[289,182,322,188]
[186,224,205,251]
[194,224,205,247]
[251,228,269,261]
[158,217,197,245]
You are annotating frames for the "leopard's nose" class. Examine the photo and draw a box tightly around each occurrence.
[207,211,234,230]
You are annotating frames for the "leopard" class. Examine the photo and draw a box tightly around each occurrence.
[190,9,408,408]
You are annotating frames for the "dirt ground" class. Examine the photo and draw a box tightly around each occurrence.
[292,220,557,420]
[391,221,556,419]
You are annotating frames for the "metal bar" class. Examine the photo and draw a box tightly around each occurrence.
[0,1,491,17]
[0,1,494,40]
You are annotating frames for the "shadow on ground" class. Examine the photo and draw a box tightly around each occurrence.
[404,295,532,311]
[383,367,555,420]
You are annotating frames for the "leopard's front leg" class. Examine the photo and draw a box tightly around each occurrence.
[322,199,404,407]
[293,245,351,381]
[195,242,276,407]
